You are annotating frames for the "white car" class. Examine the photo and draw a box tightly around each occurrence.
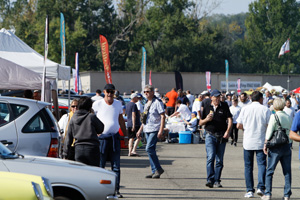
[0,142,118,200]
[0,96,60,157]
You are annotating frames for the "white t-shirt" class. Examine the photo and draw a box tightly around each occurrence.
[92,99,122,134]
[290,98,298,110]
[192,99,202,119]
[91,95,103,101]
[236,102,271,150]
[283,106,295,121]
[238,100,251,108]
[229,105,241,124]
[186,117,198,132]
[177,104,191,121]
[186,94,195,109]
[136,100,144,113]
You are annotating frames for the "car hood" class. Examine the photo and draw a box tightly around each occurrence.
[1,155,116,177]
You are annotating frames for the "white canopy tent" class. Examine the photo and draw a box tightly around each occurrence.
[0,28,70,80]
[262,82,286,93]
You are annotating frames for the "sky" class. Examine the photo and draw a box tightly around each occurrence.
[210,0,255,15]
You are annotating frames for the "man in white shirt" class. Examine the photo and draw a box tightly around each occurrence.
[169,100,191,121]
[290,93,298,111]
[283,98,295,120]
[192,94,203,119]
[238,92,251,108]
[136,93,144,113]
[91,89,103,101]
[237,91,271,198]
[92,84,128,198]
[186,90,195,111]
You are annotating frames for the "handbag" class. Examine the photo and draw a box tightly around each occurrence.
[266,114,289,148]
[141,98,155,124]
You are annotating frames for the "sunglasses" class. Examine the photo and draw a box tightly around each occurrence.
[106,90,115,94]
[71,105,78,108]
[144,90,151,93]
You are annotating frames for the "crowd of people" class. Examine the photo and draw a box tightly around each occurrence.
[56,85,300,200]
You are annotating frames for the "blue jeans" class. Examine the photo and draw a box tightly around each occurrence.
[99,137,121,191]
[244,149,266,192]
[145,131,162,173]
[205,134,226,183]
[265,144,292,197]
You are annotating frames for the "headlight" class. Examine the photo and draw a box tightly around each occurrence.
[31,182,43,200]
[42,177,54,197]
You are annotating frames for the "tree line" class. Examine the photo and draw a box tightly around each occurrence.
[0,0,299,75]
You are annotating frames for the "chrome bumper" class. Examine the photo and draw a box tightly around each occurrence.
[106,195,118,200]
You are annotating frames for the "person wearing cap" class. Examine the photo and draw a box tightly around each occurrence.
[125,93,142,157]
[165,88,178,116]
[33,90,41,100]
[225,92,232,107]
[154,88,161,99]
[182,111,198,132]
[200,89,232,188]
[236,91,271,198]
[136,84,166,179]
[92,83,128,198]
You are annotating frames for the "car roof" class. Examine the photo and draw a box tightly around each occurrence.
[0,96,50,107]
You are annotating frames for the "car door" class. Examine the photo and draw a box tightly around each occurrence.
[0,101,18,151]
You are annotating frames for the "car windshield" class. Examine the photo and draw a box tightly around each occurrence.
[0,142,18,159]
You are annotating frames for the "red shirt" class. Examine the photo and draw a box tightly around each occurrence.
[165,90,178,107]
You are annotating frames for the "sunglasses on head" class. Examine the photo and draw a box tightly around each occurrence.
[144,90,151,93]
[106,90,115,94]
[71,105,78,108]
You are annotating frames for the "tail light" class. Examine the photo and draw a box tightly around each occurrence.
[47,138,59,157]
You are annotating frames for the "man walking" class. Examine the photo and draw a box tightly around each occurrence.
[200,89,232,188]
[125,93,142,157]
[137,85,166,179]
[237,91,271,198]
[92,84,128,198]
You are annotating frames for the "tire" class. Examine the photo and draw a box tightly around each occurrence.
[54,196,72,200]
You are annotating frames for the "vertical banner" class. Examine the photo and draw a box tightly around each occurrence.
[149,70,152,85]
[237,78,241,95]
[141,47,146,91]
[175,71,183,90]
[225,59,229,92]
[99,35,112,84]
[41,15,49,102]
[72,68,81,92]
[74,52,79,93]
[60,13,66,91]
[206,71,211,92]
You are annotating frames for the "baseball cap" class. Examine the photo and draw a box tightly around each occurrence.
[192,111,197,116]
[282,90,288,95]
[210,89,221,97]
[104,84,115,90]
[201,90,208,95]
[131,93,138,99]
[136,93,142,98]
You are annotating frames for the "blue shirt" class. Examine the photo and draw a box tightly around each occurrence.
[291,111,300,160]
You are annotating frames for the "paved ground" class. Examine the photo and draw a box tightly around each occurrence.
[117,136,300,200]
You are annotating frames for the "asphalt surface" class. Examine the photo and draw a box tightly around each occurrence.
[117,135,300,200]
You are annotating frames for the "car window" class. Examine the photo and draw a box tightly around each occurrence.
[10,104,28,119]
[22,108,55,133]
[0,103,11,127]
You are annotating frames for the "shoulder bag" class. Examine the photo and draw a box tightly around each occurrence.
[266,114,289,149]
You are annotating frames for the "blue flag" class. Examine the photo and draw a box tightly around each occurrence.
[225,60,229,92]
[60,13,66,65]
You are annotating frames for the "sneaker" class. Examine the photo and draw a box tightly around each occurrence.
[214,182,223,188]
[205,181,213,188]
[282,197,290,200]
[152,168,164,178]
[257,189,264,197]
[116,191,123,198]
[234,142,237,146]
[261,195,271,200]
[145,173,154,178]
[244,191,254,198]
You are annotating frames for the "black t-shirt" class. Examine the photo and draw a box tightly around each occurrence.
[201,98,211,108]
[125,102,141,127]
[201,101,232,133]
